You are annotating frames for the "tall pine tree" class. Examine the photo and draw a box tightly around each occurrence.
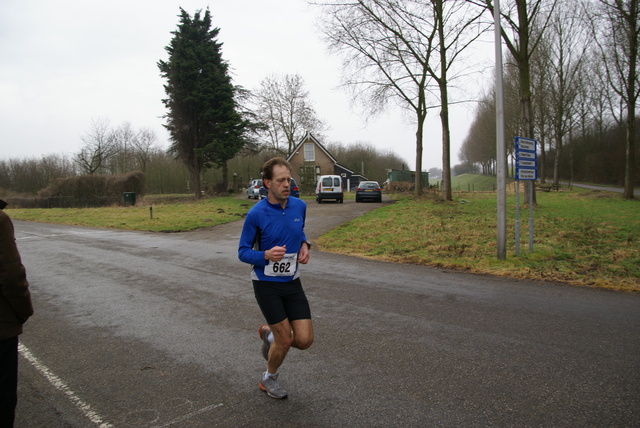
[158,8,250,197]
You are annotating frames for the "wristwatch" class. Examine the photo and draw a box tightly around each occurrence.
[303,240,312,249]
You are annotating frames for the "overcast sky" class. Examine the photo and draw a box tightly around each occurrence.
[0,0,495,171]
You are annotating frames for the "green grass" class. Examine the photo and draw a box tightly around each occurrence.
[7,196,253,232]
[317,188,640,293]
[6,188,639,292]
[430,173,500,191]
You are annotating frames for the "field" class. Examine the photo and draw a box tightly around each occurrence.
[318,188,639,292]
[6,180,639,292]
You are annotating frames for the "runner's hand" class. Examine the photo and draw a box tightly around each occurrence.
[265,245,286,261]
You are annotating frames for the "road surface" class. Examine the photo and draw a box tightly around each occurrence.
[564,182,640,197]
[12,199,640,427]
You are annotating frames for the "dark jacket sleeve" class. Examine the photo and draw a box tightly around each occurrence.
[0,211,34,340]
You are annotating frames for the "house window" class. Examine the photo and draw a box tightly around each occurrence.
[304,143,315,161]
[300,165,315,184]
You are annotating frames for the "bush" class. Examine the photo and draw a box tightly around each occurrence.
[39,171,145,198]
[386,181,415,193]
[4,171,146,208]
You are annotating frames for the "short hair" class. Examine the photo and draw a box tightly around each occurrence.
[261,157,292,181]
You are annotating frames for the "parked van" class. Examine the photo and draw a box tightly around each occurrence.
[316,175,343,203]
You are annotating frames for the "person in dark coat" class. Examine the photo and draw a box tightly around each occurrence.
[0,200,33,427]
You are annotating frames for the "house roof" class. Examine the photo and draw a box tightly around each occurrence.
[287,131,363,178]
[334,163,355,175]
[286,131,338,164]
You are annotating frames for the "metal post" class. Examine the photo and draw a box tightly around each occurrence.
[515,180,520,257]
[529,183,534,252]
[495,0,506,260]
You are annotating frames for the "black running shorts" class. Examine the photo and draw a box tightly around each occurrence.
[253,278,311,325]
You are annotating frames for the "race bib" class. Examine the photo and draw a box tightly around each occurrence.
[264,253,298,277]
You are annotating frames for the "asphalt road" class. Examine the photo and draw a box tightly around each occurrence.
[12,198,640,427]
[563,182,640,197]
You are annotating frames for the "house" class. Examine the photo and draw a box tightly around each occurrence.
[286,131,367,191]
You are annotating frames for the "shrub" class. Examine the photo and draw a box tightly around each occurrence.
[39,171,144,198]
[4,171,146,208]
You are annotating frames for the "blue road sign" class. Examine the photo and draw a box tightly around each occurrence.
[515,137,538,181]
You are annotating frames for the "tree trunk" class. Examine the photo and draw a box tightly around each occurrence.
[222,161,229,192]
[553,134,562,187]
[440,104,452,201]
[192,158,202,199]
[623,0,637,200]
[623,114,636,199]
[415,119,424,196]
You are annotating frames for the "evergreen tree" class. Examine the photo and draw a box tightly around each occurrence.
[158,8,250,197]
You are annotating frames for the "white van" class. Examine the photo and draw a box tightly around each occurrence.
[316,175,344,203]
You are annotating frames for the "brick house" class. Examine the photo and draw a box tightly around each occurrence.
[286,131,367,192]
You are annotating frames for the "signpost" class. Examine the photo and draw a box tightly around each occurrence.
[514,137,537,255]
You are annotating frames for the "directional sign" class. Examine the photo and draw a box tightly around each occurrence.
[517,159,536,168]
[515,137,537,153]
[515,137,538,181]
[516,168,537,180]
[516,151,536,160]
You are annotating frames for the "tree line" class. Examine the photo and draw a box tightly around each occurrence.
[2,2,636,201]
[459,0,639,189]
[0,129,405,198]
[313,0,637,200]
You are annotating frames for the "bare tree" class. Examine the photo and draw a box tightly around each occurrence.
[75,117,117,175]
[530,34,553,182]
[585,0,639,199]
[583,55,616,140]
[254,74,326,156]
[317,0,436,196]
[317,0,485,199]
[431,0,487,200]
[326,140,408,183]
[130,127,158,173]
[544,3,589,187]
[479,0,559,205]
[459,61,520,175]
[111,122,138,174]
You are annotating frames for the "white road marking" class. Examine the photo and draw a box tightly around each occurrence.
[18,343,113,428]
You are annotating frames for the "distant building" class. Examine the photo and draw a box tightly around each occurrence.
[287,131,368,191]
[387,168,429,187]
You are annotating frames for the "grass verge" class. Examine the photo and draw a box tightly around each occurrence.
[317,189,639,293]
[6,196,253,232]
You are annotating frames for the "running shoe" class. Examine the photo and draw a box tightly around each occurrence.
[259,373,288,399]
[258,325,272,361]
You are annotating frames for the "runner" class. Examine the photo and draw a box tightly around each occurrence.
[238,157,313,399]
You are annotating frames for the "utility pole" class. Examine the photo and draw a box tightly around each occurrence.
[495,0,507,260]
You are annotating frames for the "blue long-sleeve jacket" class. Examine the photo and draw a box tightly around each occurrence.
[238,197,308,282]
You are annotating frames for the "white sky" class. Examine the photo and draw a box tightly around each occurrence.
[0,0,495,171]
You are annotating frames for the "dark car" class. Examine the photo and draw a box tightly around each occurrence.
[258,178,300,199]
[289,178,300,198]
[258,185,268,199]
[355,181,382,203]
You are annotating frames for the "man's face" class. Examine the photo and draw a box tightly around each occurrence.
[266,164,291,204]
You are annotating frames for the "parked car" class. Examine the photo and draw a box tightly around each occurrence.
[258,185,268,200]
[247,179,263,199]
[257,178,300,200]
[316,175,343,203]
[289,178,300,198]
[355,181,382,203]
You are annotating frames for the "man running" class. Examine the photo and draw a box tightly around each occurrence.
[238,157,313,399]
